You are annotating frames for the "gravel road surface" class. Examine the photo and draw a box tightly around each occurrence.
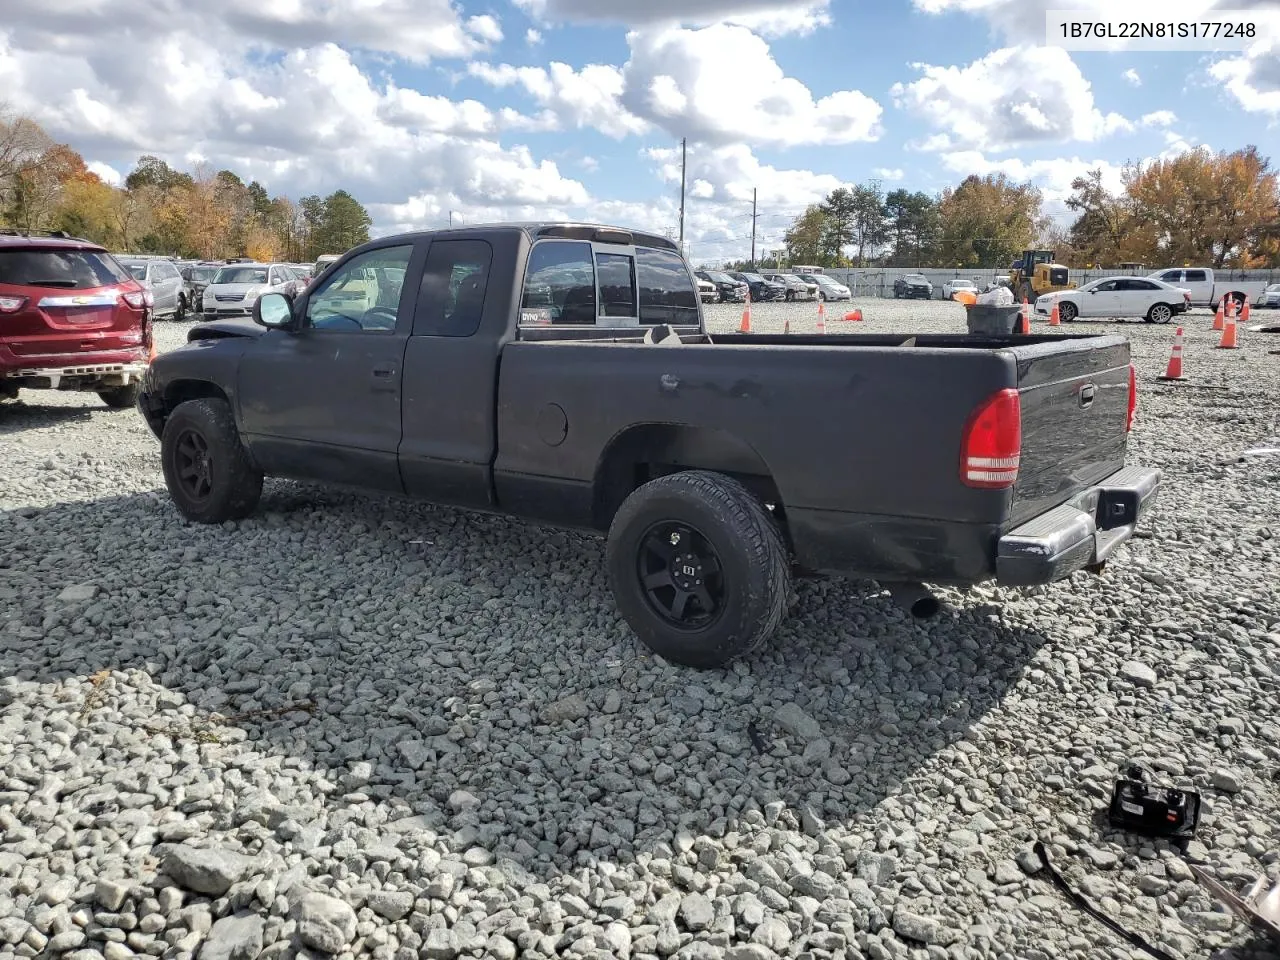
[2,301,1279,960]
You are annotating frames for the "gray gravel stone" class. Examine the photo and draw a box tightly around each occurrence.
[294,894,356,954]
[750,917,791,950]
[678,893,713,932]
[366,891,414,922]
[198,913,264,960]
[96,879,131,913]
[774,703,821,740]
[1212,769,1244,793]
[1120,661,1158,688]
[161,847,254,896]
[892,911,940,944]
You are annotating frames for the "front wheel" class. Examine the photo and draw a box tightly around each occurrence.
[161,398,263,524]
[606,471,791,669]
[1059,302,1078,323]
[1147,302,1173,324]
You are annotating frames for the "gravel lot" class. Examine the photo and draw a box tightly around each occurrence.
[2,301,1279,960]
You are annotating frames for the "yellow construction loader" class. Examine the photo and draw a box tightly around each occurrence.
[1008,249,1075,303]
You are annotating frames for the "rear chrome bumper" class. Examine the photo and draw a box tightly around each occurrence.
[3,361,149,389]
[996,465,1161,586]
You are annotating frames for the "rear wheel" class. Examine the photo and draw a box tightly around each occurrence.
[98,383,141,408]
[161,398,263,523]
[174,295,187,322]
[785,290,795,302]
[606,471,791,669]
[1059,302,1078,323]
[1147,302,1173,324]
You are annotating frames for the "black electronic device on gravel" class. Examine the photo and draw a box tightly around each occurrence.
[1107,766,1200,841]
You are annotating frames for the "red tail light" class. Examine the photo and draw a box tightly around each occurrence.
[1126,363,1137,432]
[122,289,154,309]
[961,388,1022,489]
[0,295,27,313]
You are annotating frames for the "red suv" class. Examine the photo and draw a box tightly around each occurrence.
[0,231,154,408]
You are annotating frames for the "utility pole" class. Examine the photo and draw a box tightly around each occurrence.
[448,210,454,227]
[750,187,758,267]
[678,137,687,250]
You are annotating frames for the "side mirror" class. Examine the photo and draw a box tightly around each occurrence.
[254,292,295,329]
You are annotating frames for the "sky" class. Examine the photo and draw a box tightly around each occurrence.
[1,0,1278,264]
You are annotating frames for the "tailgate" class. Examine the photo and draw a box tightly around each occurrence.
[1009,335,1131,526]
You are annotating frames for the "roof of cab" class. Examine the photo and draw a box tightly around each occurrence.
[359,221,680,253]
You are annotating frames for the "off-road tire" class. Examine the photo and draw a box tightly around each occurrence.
[161,398,263,524]
[606,470,791,669]
[98,383,141,408]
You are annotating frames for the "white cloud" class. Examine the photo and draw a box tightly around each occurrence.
[939,151,1126,198]
[578,155,600,171]
[525,27,543,44]
[467,61,650,138]
[892,46,1132,152]
[873,167,905,180]
[86,160,122,185]
[1123,68,1141,86]
[620,24,882,146]
[513,0,832,37]
[1209,35,1280,116]
[1140,110,1177,127]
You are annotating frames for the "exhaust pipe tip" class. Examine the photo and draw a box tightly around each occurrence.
[883,581,942,619]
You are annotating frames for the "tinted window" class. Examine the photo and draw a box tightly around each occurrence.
[414,239,492,337]
[306,245,413,333]
[636,247,698,326]
[1184,270,1207,282]
[521,240,595,325]
[0,249,130,289]
[596,253,635,318]
[1094,280,1117,292]
[1158,270,1181,282]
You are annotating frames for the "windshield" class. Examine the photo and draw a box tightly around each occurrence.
[740,273,763,282]
[906,274,927,282]
[0,248,131,289]
[708,272,736,284]
[191,266,219,281]
[214,266,269,284]
[1268,283,1280,292]
[122,263,148,280]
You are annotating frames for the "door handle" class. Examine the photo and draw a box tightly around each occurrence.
[371,364,397,391]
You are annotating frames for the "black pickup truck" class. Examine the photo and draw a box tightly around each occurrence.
[138,222,1160,668]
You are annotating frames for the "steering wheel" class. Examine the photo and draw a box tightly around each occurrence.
[362,306,399,330]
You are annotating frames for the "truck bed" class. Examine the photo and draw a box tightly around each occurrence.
[493,331,1132,584]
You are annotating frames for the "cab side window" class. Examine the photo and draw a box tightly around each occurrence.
[414,239,493,337]
[306,245,413,333]
[520,241,595,325]
[637,247,699,325]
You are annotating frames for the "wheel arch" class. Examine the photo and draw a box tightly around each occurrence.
[592,422,785,531]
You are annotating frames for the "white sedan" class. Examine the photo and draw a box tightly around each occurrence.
[1035,276,1191,324]
[942,278,979,300]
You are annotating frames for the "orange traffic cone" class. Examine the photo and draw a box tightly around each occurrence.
[1225,296,1237,319]
[1241,298,1251,324]
[1213,301,1225,331]
[816,297,826,334]
[1018,298,1031,334]
[843,308,863,322]
[1157,326,1187,380]
[783,317,791,335]
[1049,302,1061,326]
[1217,314,1239,349]
[739,289,752,334]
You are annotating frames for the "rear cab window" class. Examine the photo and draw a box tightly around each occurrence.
[414,239,493,337]
[0,248,130,289]
[519,239,699,330]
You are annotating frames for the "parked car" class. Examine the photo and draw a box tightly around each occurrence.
[697,277,718,303]
[202,262,300,318]
[181,262,223,313]
[943,278,979,300]
[1035,276,1191,324]
[118,256,190,320]
[1148,267,1268,310]
[728,271,786,302]
[797,274,851,301]
[139,221,1159,669]
[763,273,818,302]
[0,231,153,408]
[312,254,341,278]
[1262,283,1280,308]
[694,270,749,303]
[894,274,933,299]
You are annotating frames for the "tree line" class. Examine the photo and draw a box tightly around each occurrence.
[776,146,1279,271]
[1,109,372,262]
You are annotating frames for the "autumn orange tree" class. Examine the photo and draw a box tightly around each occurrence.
[0,112,373,261]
